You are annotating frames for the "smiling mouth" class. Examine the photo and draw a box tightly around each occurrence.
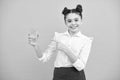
[70,25,78,29]
[70,27,77,30]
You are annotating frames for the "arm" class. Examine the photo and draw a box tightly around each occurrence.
[72,38,93,71]
[57,38,93,71]
[30,40,57,62]
[39,40,57,62]
[28,32,57,62]
[38,32,58,62]
[57,43,77,63]
[28,31,42,58]
[33,44,42,58]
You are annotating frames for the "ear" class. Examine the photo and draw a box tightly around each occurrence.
[79,21,82,25]
[81,22,83,24]
[80,19,83,24]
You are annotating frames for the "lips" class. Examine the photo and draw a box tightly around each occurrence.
[70,25,78,29]
[70,27,77,30]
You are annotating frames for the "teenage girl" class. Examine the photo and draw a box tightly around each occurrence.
[28,4,93,80]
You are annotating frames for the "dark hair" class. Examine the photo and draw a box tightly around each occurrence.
[62,4,83,21]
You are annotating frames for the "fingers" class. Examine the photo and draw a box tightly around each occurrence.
[28,33,38,46]
[28,32,39,40]
[57,42,64,50]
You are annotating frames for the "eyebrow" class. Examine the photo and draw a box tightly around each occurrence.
[67,17,78,19]
[67,18,79,21]
[74,17,79,19]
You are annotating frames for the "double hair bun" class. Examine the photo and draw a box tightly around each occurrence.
[62,4,83,15]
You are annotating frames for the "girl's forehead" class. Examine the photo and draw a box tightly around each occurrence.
[66,13,80,19]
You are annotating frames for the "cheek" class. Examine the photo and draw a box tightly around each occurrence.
[65,22,71,27]
[77,22,82,26]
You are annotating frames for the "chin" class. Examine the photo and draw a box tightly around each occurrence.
[71,29,78,32]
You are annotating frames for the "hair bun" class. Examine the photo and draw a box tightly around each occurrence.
[62,7,71,15]
[76,4,83,13]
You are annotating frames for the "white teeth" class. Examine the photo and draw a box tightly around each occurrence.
[73,25,78,27]
[69,25,78,29]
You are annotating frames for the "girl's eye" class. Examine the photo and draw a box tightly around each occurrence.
[67,19,72,23]
[75,19,78,22]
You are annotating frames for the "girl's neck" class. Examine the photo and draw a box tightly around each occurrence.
[68,30,79,36]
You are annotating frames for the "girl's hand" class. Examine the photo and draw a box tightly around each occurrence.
[57,42,69,52]
[28,30,39,47]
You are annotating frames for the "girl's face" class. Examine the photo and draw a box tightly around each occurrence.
[65,13,82,34]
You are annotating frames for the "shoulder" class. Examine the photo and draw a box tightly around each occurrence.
[53,32,65,41]
[54,31,66,37]
[81,33,94,43]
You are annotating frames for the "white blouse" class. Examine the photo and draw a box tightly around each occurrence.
[39,31,93,71]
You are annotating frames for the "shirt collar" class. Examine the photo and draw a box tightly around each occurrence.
[64,30,82,37]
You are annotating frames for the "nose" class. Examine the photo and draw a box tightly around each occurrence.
[71,21,76,25]
[72,21,76,26]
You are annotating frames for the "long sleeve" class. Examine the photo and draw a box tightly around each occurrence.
[38,32,58,62]
[73,37,93,71]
